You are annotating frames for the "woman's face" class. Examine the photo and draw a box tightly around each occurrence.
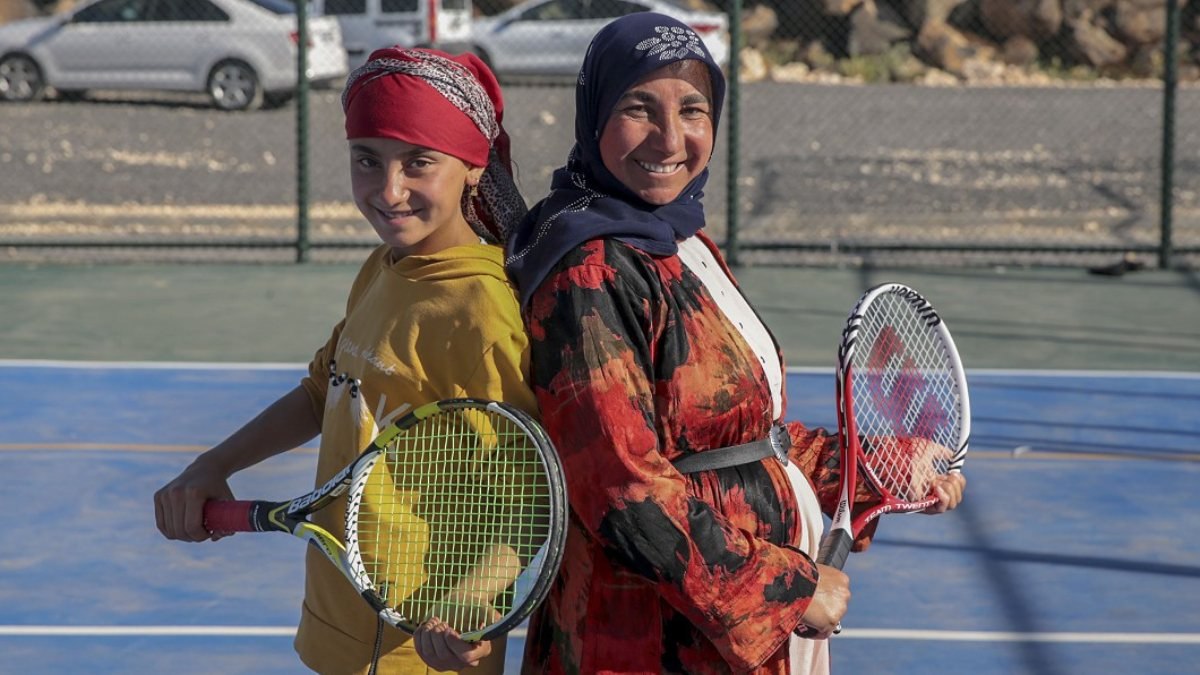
[598,60,714,206]
[349,136,483,258]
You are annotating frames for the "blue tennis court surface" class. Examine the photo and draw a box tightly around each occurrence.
[2,361,1198,674]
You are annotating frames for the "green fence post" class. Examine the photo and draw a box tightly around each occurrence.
[295,0,311,263]
[1159,0,1179,270]
[724,0,741,267]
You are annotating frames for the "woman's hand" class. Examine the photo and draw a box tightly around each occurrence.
[922,471,966,514]
[798,564,851,639]
[903,438,967,514]
[413,618,494,671]
[153,455,235,542]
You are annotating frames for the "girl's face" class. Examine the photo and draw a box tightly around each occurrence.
[598,60,714,206]
[349,137,484,258]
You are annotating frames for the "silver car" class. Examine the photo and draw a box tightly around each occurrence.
[470,0,728,82]
[0,0,348,111]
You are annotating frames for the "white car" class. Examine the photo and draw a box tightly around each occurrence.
[308,0,474,71]
[0,0,349,111]
[470,0,728,81]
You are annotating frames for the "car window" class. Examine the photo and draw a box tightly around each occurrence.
[245,0,302,14]
[325,0,366,14]
[580,0,646,20]
[442,0,469,9]
[73,0,154,22]
[152,0,229,20]
[519,0,582,22]
[381,0,419,13]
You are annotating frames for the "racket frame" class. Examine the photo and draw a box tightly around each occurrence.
[203,398,568,642]
[817,282,971,571]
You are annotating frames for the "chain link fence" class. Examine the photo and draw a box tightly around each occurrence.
[0,0,1195,267]
[717,0,1199,268]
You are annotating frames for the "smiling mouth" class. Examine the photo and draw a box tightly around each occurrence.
[635,160,684,175]
[377,206,418,219]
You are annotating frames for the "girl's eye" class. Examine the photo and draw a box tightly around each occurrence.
[354,156,379,169]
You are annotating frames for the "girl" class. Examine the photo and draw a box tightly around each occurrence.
[154,47,533,675]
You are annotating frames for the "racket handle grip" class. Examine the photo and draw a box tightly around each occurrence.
[816,529,853,570]
[203,500,265,533]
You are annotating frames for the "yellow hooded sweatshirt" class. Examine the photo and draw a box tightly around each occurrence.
[294,243,536,675]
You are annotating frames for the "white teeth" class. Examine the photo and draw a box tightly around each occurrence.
[636,160,681,174]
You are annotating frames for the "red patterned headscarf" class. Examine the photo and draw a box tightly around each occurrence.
[342,47,526,244]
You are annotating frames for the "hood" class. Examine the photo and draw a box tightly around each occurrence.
[0,16,62,51]
[388,243,511,284]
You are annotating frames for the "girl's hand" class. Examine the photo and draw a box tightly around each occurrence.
[153,456,235,542]
[413,618,493,671]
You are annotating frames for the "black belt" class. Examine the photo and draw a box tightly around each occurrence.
[671,423,791,474]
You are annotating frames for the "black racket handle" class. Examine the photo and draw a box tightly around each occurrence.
[816,529,853,570]
[814,529,854,635]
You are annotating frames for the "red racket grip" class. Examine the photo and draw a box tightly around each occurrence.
[203,500,260,533]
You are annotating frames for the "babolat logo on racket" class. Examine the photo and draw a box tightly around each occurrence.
[288,463,355,514]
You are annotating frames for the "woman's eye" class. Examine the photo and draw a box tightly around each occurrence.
[622,104,650,118]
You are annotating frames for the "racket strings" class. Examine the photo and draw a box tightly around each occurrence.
[851,295,962,502]
[353,407,552,634]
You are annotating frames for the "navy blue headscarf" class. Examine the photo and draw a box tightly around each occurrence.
[505,12,726,306]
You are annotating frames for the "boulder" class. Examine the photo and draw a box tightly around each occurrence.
[1067,13,1129,66]
[743,3,780,49]
[916,19,976,75]
[1112,0,1166,46]
[898,0,970,28]
[0,0,37,22]
[980,0,1063,40]
[1001,35,1042,66]
[849,0,913,56]
[824,0,866,17]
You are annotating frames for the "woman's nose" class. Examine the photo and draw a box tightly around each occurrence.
[654,114,684,154]
[383,169,408,203]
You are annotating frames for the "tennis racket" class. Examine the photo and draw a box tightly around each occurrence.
[817,283,970,574]
[203,398,567,642]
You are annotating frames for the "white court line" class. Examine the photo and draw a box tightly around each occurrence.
[0,359,304,370]
[0,625,527,639]
[0,626,297,637]
[785,366,1200,379]
[842,629,1200,644]
[1,626,1197,644]
[0,360,1196,379]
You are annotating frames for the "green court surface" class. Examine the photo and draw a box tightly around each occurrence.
[1,261,1197,371]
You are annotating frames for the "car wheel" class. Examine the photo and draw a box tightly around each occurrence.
[207,60,263,112]
[0,54,45,103]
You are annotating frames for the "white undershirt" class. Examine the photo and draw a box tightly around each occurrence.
[676,236,828,675]
[676,236,783,420]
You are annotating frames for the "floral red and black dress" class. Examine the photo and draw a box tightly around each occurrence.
[519,232,877,674]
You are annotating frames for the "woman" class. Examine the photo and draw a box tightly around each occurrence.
[154,47,533,674]
[505,14,965,674]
